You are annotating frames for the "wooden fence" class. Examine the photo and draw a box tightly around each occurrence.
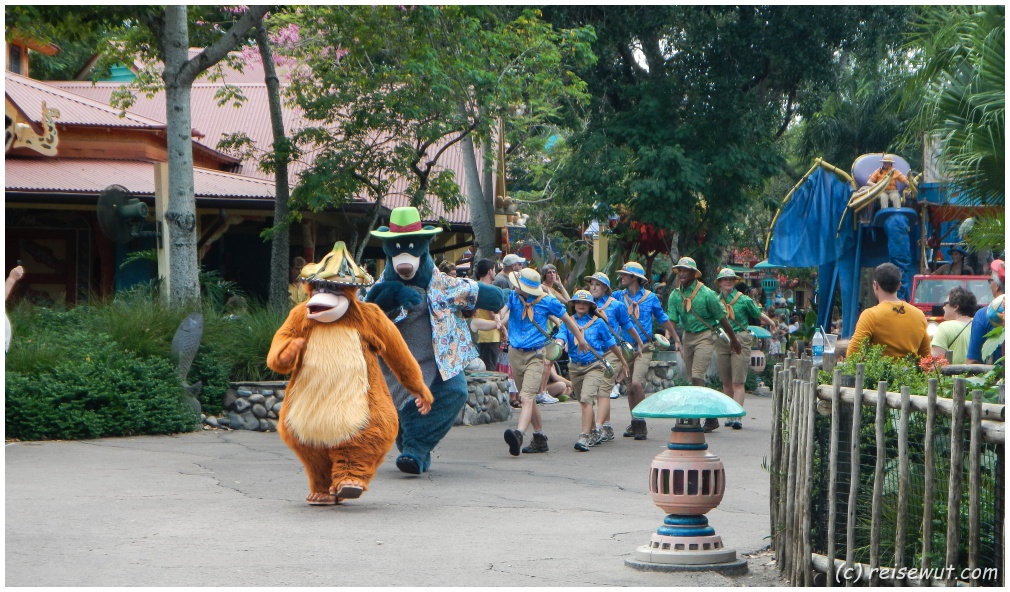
[770,356,1005,587]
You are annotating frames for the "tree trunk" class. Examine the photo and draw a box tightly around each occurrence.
[256,22,292,315]
[162,7,201,306]
[461,134,496,261]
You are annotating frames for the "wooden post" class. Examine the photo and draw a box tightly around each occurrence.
[944,379,966,586]
[770,363,784,554]
[844,363,865,586]
[920,379,938,582]
[803,366,818,586]
[968,389,983,586]
[869,381,887,586]
[826,368,842,587]
[785,374,800,578]
[895,386,911,585]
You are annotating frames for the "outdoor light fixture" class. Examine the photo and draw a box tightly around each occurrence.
[625,386,748,574]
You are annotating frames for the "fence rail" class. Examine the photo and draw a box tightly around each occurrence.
[770,356,1005,587]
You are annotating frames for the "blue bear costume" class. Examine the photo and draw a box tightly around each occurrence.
[365,207,505,475]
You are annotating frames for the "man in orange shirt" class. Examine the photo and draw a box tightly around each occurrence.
[868,155,909,209]
[846,263,931,358]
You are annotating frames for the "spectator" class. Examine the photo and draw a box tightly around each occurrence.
[467,259,505,375]
[846,263,930,358]
[966,259,1004,364]
[493,253,525,292]
[438,259,458,277]
[288,256,308,306]
[540,264,571,304]
[934,246,975,275]
[930,287,977,364]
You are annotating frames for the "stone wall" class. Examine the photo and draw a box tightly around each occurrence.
[457,371,512,426]
[618,358,682,397]
[205,373,513,432]
[204,381,286,432]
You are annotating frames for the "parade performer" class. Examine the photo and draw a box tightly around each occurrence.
[667,257,742,433]
[714,268,775,430]
[613,262,679,441]
[365,207,505,474]
[554,290,630,452]
[502,268,590,456]
[267,242,433,505]
[585,272,645,442]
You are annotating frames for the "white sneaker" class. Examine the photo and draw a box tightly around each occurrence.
[536,392,558,404]
[609,384,620,399]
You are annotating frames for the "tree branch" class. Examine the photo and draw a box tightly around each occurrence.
[179,5,271,84]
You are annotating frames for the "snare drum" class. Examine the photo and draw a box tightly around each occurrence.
[544,341,562,361]
[653,334,671,350]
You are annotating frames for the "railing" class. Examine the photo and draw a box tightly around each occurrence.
[770,356,1004,587]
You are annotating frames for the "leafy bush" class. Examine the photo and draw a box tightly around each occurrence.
[202,306,287,382]
[829,340,927,394]
[6,331,199,440]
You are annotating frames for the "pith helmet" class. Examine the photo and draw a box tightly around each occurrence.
[672,257,703,279]
[716,267,740,281]
[617,261,649,283]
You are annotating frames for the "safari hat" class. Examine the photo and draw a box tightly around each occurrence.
[616,261,649,283]
[584,271,612,292]
[672,256,703,279]
[950,245,969,256]
[515,268,544,297]
[370,207,442,238]
[300,241,374,288]
[715,267,740,281]
[569,289,597,309]
[881,154,896,164]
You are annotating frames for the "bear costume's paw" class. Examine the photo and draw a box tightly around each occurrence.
[365,281,424,313]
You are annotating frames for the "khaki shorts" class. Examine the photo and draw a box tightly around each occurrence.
[570,361,606,406]
[682,330,716,380]
[630,346,653,387]
[715,330,753,385]
[509,347,545,401]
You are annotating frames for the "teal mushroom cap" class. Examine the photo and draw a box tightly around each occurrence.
[632,386,746,419]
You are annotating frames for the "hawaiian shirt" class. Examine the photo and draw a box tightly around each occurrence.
[612,287,669,343]
[667,280,725,333]
[384,270,481,381]
[558,312,616,365]
[719,289,762,333]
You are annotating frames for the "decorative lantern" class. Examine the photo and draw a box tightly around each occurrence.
[761,276,779,308]
[625,386,748,574]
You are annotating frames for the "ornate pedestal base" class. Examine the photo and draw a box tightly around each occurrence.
[625,515,747,573]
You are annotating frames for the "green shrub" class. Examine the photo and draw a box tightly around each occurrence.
[6,332,199,441]
[202,306,287,382]
[189,343,231,415]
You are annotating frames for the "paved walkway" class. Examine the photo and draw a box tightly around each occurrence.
[6,392,784,586]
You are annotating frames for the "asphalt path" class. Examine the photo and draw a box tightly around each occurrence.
[6,392,784,587]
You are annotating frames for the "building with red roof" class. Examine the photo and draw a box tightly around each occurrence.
[5,39,484,304]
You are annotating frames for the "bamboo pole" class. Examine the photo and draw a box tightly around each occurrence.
[826,368,842,588]
[896,386,911,585]
[869,381,887,586]
[920,379,938,583]
[968,390,982,586]
[944,379,966,586]
[812,386,1004,422]
[787,375,801,581]
[844,363,865,586]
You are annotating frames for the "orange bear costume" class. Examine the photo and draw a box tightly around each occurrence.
[267,242,433,506]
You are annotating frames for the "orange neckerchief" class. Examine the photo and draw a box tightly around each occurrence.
[597,297,614,323]
[576,314,599,331]
[521,294,546,321]
[679,281,702,312]
[722,291,742,320]
[623,290,652,319]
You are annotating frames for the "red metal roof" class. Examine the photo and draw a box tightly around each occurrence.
[6,72,164,129]
[5,158,276,201]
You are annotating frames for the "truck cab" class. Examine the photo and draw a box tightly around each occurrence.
[910,274,992,323]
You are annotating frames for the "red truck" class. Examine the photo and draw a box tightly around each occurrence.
[910,274,993,324]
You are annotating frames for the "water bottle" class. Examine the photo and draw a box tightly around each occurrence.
[811,327,824,367]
